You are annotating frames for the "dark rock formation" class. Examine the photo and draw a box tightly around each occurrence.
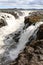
[9,12,19,19]
[24,11,43,26]
[24,16,32,25]
[0,19,7,28]
[13,31,21,43]
[37,24,43,40]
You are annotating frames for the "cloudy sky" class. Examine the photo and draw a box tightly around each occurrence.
[0,0,43,9]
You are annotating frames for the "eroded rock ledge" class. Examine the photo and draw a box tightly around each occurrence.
[24,11,43,25]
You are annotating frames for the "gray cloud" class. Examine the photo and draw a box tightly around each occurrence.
[0,0,43,8]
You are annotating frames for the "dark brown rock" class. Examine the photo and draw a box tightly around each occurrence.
[37,24,43,40]
[24,11,43,25]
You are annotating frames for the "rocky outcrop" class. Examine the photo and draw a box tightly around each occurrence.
[37,24,43,39]
[10,24,43,65]
[24,11,43,25]
[10,40,43,65]
[0,19,7,28]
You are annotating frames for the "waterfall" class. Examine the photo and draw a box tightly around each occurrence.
[9,22,43,60]
[0,11,43,65]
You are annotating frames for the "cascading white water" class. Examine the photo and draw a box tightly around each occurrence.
[0,11,43,65]
[0,11,31,54]
[9,22,43,60]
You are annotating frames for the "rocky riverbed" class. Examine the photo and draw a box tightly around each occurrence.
[0,10,43,65]
[10,11,43,65]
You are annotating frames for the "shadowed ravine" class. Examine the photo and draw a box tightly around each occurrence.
[0,11,43,65]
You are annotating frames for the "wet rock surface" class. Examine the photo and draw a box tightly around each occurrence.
[10,24,43,65]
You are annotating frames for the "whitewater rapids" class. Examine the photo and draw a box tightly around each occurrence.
[0,11,43,65]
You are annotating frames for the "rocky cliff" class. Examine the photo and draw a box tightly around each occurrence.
[10,24,43,65]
